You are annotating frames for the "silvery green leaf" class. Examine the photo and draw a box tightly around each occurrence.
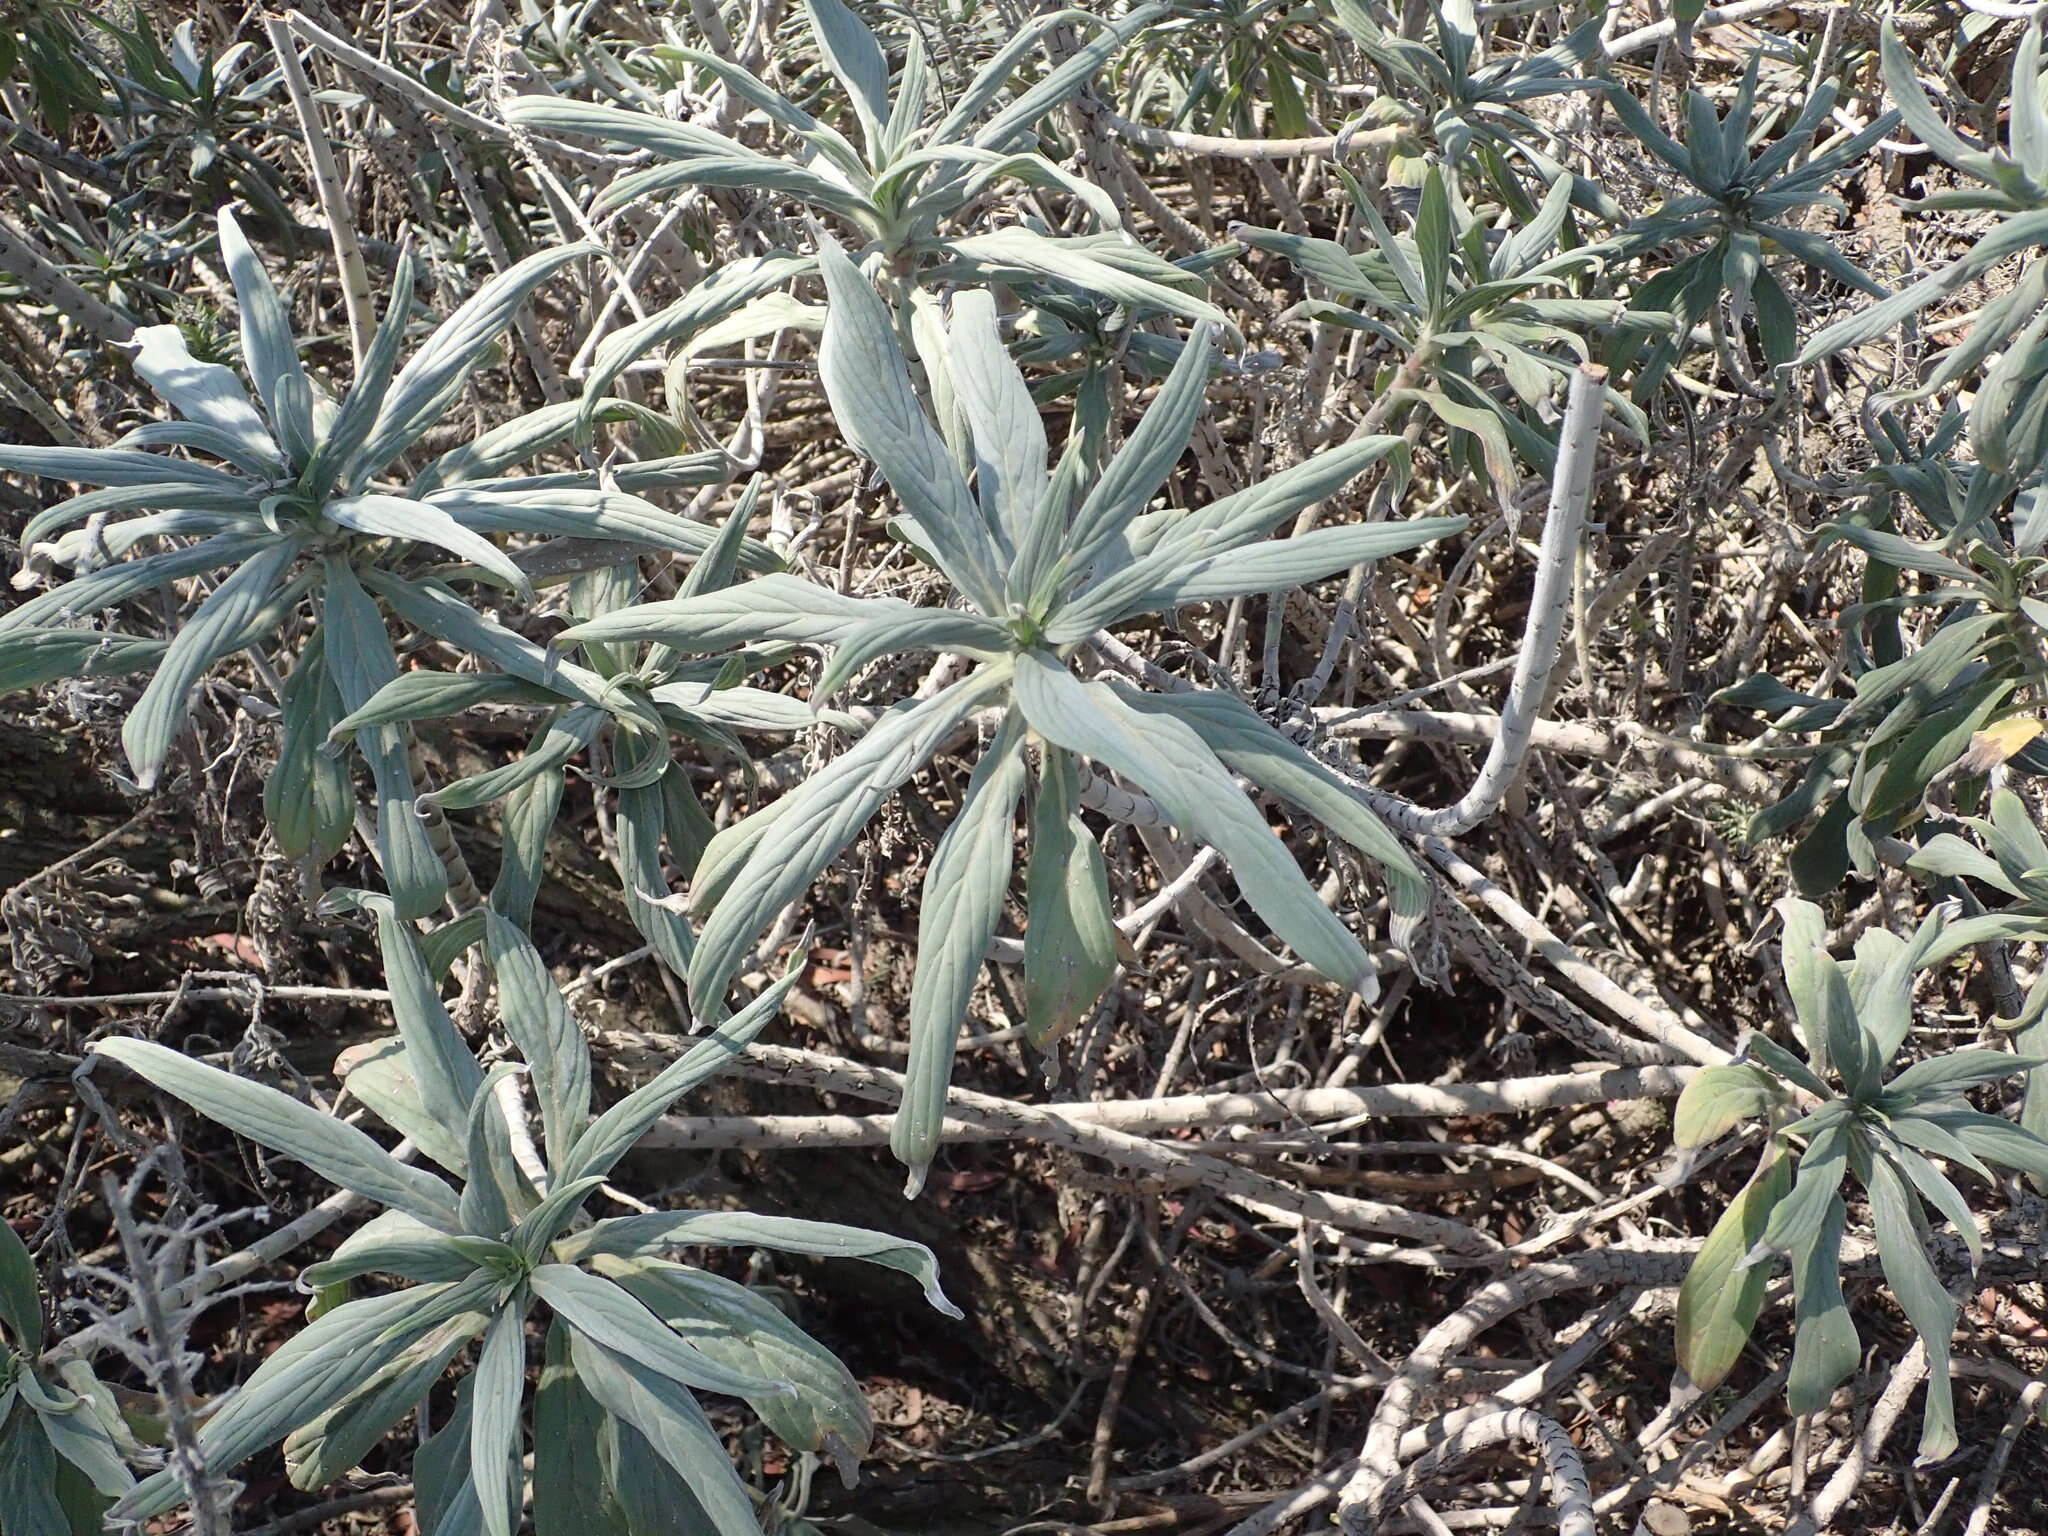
[882,29,928,161]
[900,146,1122,240]
[356,241,599,474]
[123,539,295,790]
[814,609,1012,698]
[1865,1152,1957,1461]
[611,722,696,979]
[362,571,655,731]
[0,629,166,698]
[1012,653,1375,994]
[649,681,820,735]
[471,1304,527,1536]
[39,508,257,567]
[1050,434,1409,640]
[1848,909,1949,1071]
[805,0,889,149]
[534,1321,630,1536]
[937,230,1233,338]
[492,767,563,931]
[1879,22,1996,183]
[17,1376,130,1497]
[594,1254,872,1461]
[429,485,771,568]
[1757,1119,1850,1259]
[1784,1191,1857,1414]
[282,1311,480,1489]
[511,1177,606,1263]
[414,1384,484,1536]
[1127,516,1467,610]
[1673,1150,1791,1391]
[947,289,1044,558]
[366,896,487,1158]
[0,1408,71,1536]
[1124,686,1428,951]
[816,236,1007,613]
[484,910,592,1171]
[687,665,1011,1013]
[1881,1138,1984,1266]
[307,245,416,495]
[461,1065,532,1238]
[328,671,560,742]
[0,444,247,490]
[1,534,273,637]
[1022,746,1117,1049]
[575,254,813,442]
[562,954,800,1182]
[334,1037,470,1176]
[1907,833,2020,897]
[21,481,263,547]
[560,1210,960,1318]
[965,3,1166,151]
[564,1331,761,1536]
[217,208,313,451]
[433,707,603,812]
[300,1208,497,1288]
[412,398,693,493]
[321,559,447,918]
[895,713,1027,1193]
[265,637,353,861]
[324,493,532,597]
[561,573,906,651]
[1052,323,1214,592]
[1672,1064,1780,1147]
[128,324,281,474]
[96,1037,463,1230]
[531,1264,787,1400]
[112,1277,499,1521]
[1799,210,2048,365]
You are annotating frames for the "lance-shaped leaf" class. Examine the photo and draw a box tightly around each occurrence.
[1673,1063,1783,1147]
[1022,747,1118,1048]
[265,636,353,861]
[355,241,600,475]
[324,493,532,597]
[471,1303,528,1536]
[367,898,487,1162]
[1675,1148,1792,1389]
[534,1322,630,1536]
[95,1038,462,1230]
[1122,685,1429,952]
[611,721,696,979]
[564,1331,762,1536]
[1129,516,1467,610]
[815,236,1007,612]
[936,229,1233,338]
[493,767,563,931]
[111,1276,499,1520]
[1013,653,1376,995]
[217,208,313,454]
[895,714,1027,1193]
[947,289,1045,557]
[595,1255,873,1462]
[1866,1152,1959,1461]
[558,1210,960,1317]
[123,540,296,790]
[1050,435,1410,639]
[562,573,908,652]
[562,957,800,1182]
[128,323,281,473]
[321,559,448,918]
[530,1264,789,1400]
[300,1209,501,1289]
[283,1312,482,1489]
[483,910,592,1171]
[688,666,1011,1013]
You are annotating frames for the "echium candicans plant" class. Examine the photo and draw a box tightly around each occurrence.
[1322,0,1613,218]
[1672,898,2048,1461]
[1801,17,2048,378]
[92,896,958,1533]
[1237,165,1659,496]
[503,0,1230,344]
[0,1220,135,1533]
[559,237,1462,1194]
[0,206,749,918]
[1602,51,1899,389]
[1716,399,2048,896]
[325,483,832,979]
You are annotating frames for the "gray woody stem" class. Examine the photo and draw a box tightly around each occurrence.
[265,17,378,368]
[1372,362,1606,839]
